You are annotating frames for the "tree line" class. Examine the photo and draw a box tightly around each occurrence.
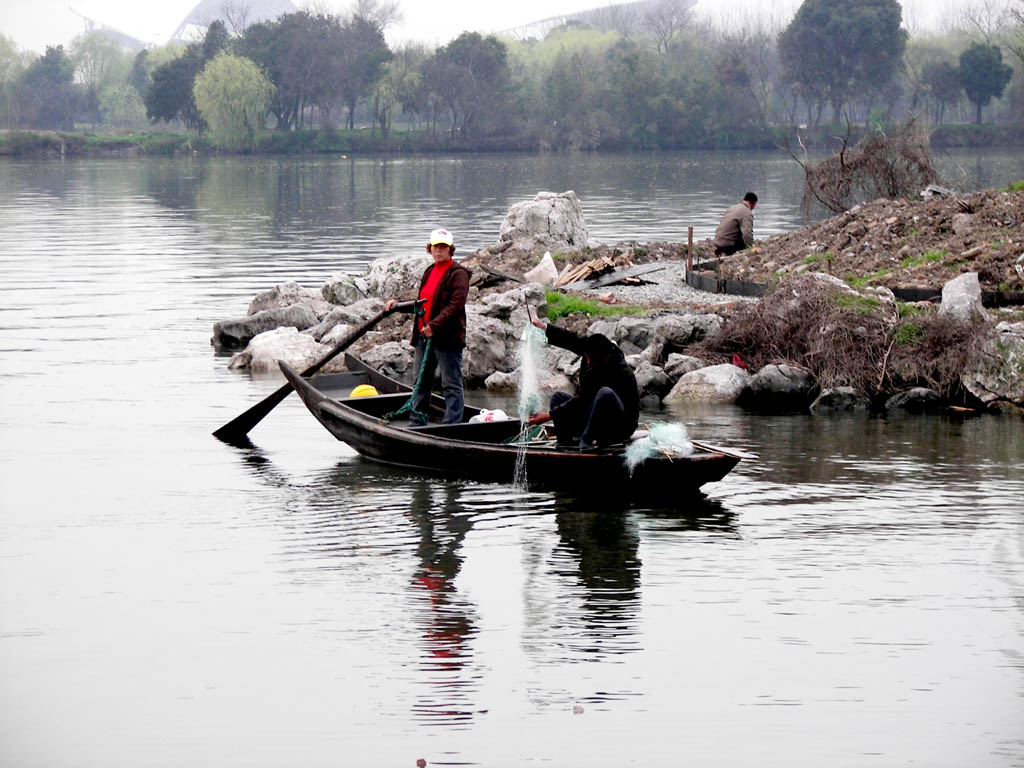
[1,0,1022,151]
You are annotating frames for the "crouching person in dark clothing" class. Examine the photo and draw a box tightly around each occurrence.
[526,318,640,448]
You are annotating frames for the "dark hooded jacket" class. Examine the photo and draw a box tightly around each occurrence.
[544,324,640,438]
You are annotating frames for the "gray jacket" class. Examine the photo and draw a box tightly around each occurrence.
[713,202,755,250]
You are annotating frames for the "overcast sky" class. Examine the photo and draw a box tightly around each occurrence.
[1,0,971,55]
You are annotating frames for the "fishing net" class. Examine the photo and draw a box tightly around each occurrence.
[624,423,694,475]
[383,304,432,423]
[515,323,548,422]
[512,323,549,489]
[501,424,548,445]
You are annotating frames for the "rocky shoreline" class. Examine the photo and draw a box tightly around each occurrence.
[213,190,1024,416]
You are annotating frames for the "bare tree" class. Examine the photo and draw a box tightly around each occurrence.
[1007,0,1024,66]
[644,0,691,55]
[354,0,403,30]
[956,0,1011,43]
[218,1,252,36]
[784,116,938,214]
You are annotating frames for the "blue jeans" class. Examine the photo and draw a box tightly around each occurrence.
[410,340,464,426]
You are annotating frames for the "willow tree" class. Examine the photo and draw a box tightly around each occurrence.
[193,53,274,150]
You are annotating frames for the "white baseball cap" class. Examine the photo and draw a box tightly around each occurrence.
[428,228,454,246]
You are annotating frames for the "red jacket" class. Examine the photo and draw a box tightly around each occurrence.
[409,260,471,351]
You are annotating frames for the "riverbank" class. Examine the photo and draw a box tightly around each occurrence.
[215,185,1024,417]
[3,122,1023,157]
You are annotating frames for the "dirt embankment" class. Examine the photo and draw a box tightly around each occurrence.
[720,189,1024,294]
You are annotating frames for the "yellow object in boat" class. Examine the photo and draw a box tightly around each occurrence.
[348,384,379,398]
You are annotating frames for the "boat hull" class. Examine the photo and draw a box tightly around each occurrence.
[281,359,741,491]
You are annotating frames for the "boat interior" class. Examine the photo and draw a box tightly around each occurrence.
[311,370,528,444]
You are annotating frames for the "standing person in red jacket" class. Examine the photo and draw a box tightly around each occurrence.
[713,192,758,256]
[386,228,471,426]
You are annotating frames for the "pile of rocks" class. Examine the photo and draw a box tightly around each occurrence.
[211,189,1024,415]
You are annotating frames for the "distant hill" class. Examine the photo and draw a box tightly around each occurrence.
[171,0,300,42]
[501,0,698,40]
[69,0,300,51]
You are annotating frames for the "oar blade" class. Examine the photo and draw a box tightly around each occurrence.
[211,300,419,443]
[212,384,292,443]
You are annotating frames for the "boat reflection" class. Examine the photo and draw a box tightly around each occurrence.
[229,445,739,721]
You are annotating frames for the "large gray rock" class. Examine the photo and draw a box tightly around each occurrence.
[484,369,573,396]
[227,327,339,374]
[885,387,943,412]
[938,272,987,325]
[810,386,871,412]
[463,312,517,386]
[588,316,654,356]
[478,283,547,323]
[632,361,672,401]
[651,313,724,349]
[212,304,320,349]
[303,298,385,341]
[738,364,819,412]
[663,363,751,403]
[663,354,709,382]
[320,323,352,346]
[961,321,1024,407]
[498,191,589,250]
[248,281,332,318]
[321,273,371,305]
[365,253,431,299]
[358,341,415,380]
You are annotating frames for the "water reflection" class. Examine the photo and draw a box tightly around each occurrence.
[228,441,749,711]
[549,504,642,659]
[405,479,481,727]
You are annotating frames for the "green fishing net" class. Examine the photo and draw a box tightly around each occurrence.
[624,423,694,474]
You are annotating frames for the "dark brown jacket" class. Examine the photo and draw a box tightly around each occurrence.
[713,202,755,251]
[409,261,471,351]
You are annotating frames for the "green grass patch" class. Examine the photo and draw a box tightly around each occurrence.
[803,252,835,266]
[893,322,926,347]
[1000,179,1024,192]
[544,291,643,321]
[900,249,946,270]
[845,269,891,288]
[896,300,925,318]
[833,293,880,315]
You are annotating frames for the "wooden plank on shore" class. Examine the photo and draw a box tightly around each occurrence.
[572,262,668,289]
[480,264,524,283]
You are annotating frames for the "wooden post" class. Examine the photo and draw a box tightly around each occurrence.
[687,227,693,271]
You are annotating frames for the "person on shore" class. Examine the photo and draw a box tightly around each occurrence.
[713,192,758,256]
[385,228,471,426]
[526,318,639,448]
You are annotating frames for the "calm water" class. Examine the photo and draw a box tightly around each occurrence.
[1,150,1023,767]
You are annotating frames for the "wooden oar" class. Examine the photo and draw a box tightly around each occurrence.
[213,299,419,442]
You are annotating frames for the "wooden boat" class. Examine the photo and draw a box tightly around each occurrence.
[279,354,744,490]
